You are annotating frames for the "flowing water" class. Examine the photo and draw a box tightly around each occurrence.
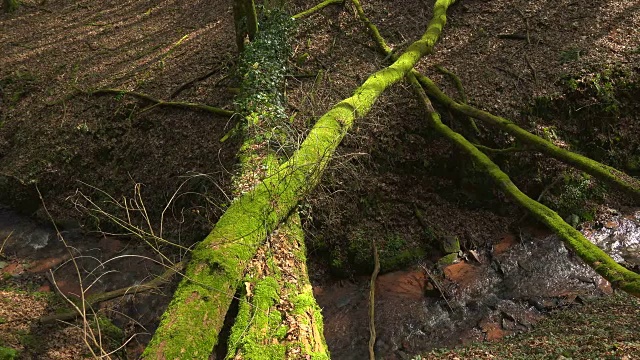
[314,211,640,360]
[1,205,639,359]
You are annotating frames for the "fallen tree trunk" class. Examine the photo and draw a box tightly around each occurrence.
[226,213,329,359]
[350,0,640,297]
[143,1,456,358]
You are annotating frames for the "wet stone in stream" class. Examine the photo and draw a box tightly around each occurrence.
[314,212,640,360]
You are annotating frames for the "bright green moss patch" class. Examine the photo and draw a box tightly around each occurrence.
[0,346,18,360]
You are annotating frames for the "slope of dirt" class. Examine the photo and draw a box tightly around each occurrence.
[1,0,241,242]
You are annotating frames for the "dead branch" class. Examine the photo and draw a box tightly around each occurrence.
[81,88,234,117]
[351,0,640,298]
[40,262,184,324]
[434,64,480,138]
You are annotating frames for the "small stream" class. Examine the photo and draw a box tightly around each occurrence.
[314,211,640,360]
[1,206,639,359]
[0,204,169,356]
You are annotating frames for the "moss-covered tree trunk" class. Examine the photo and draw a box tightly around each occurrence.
[143,1,456,358]
[226,213,329,359]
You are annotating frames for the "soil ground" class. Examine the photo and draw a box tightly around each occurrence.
[0,0,639,359]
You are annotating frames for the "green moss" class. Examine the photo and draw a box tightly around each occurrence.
[441,236,460,254]
[540,171,603,222]
[342,230,426,274]
[226,277,285,359]
[0,347,18,360]
[92,316,123,342]
[437,253,458,266]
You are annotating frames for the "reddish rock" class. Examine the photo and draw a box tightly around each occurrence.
[478,318,506,341]
[37,283,51,292]
[443,261,480,288]
[98,236,124,257]
[27,255,70,273]
[52,279,83,298]
[376,270,427,300]
[493,234,518,255]
[1,262,23,275]
[596,277,613,294]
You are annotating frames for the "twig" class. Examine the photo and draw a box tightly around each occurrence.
[368,239,380,360]
[474,143,528,154]
[0,230,13,255]
[421,265,454,312]
[524,54,538,87]
[36,186,104,358]
[497,33,528,41]
[169,62,232,99]
[434,65,480,138]
[516,9,531,46]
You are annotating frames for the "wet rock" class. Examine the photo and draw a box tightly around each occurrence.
[443,261,481,289]
[376,270,428,300]
[492,234,518,255]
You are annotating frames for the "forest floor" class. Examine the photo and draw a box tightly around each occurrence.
[0,0,639,359]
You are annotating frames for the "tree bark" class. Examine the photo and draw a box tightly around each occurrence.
[143,1,456,358]
[233,0,259,52]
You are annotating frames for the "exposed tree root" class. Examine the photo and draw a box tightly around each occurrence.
[348,2,640,297]
[39,262,185,324]
[434,64,479,138]
[144,2,456,358]
[169,61,233,99]
[368,240,380,360]
[408,74,640,297]
[80,88,234,117]
[349,0,640,200]
[292,0,344,20]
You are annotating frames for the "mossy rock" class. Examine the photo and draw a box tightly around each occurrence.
[441,236,460,254]
[437,253,458,266]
